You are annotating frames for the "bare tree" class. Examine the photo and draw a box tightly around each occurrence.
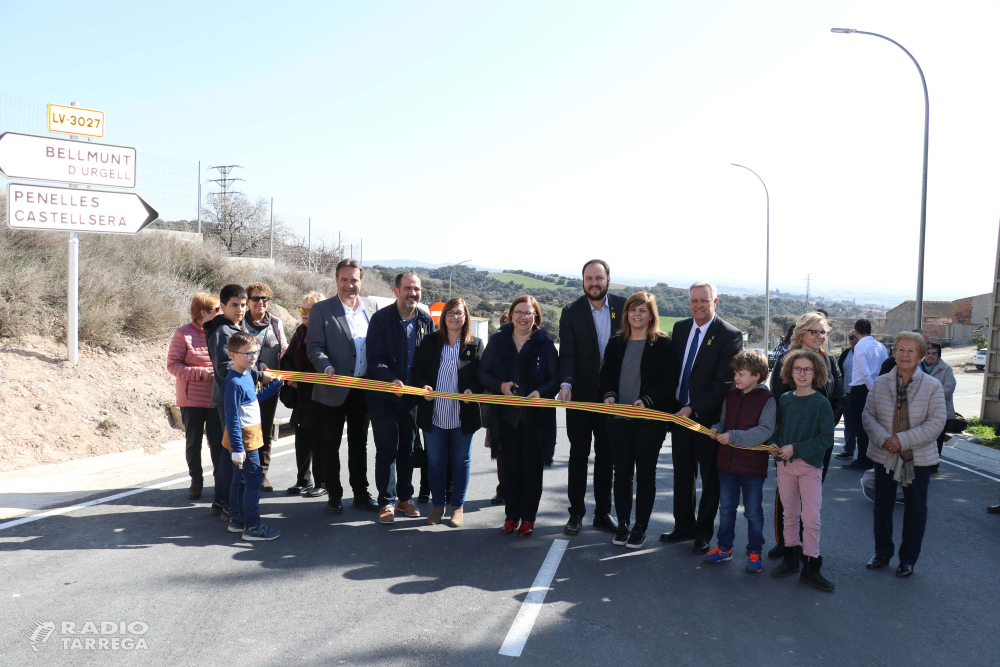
[201,193,287,256]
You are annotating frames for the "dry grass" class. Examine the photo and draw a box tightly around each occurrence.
[0,194,393,349]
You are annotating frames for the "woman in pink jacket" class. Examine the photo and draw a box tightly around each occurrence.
[168,293,224,503]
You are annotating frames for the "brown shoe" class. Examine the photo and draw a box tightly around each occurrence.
[378,505,396,524]
[398,500,421,517]
[426,507,445,525]
[447,507,464,527]
[988,503,1000,515]
[188,481,203,500]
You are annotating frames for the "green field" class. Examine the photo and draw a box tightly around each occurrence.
[659,316,684,332]
[488,272,632,292]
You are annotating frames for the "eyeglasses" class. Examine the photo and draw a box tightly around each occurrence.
[299,307,311,314]
[791,367,815,375]
[213,305,223,313]
[445,310,466,319]
[513,310,535,319]
[806,329,829,338]
[236,350,259,359]
[249,296,269,303]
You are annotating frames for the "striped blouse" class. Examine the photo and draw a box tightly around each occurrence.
[432,340,462,429]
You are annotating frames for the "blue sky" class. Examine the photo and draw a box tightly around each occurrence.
[2,0,999,302]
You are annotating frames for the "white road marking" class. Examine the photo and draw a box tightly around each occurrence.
[499,538,568,658]
[599,547,662,561]
[0,446,297,532]
[939,457,1000,483]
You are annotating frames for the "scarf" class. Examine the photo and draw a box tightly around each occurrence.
[885,371,915,486]
[246,311,272,332]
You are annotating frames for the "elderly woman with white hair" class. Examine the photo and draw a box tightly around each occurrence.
[862,331,946,578]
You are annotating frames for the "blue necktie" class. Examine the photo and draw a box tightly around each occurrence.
[678,327,700,407]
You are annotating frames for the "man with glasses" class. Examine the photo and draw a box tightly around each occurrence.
[842,318,888,471]
[365,270,434,524]
[661,281,743,554]
[306,259,381,514]
[204,284,274,522]
[835,330,859,460]
[557,259,627,535]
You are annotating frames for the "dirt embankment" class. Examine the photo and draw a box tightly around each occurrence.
[0,336,180,473]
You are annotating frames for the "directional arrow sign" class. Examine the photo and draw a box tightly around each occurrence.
[0,132,136,189]
[6,183,158,235]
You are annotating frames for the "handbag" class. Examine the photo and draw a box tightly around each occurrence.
[945,412,968,434]
[411,432,428,468]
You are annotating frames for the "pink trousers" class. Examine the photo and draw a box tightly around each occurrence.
[775,458,823,558]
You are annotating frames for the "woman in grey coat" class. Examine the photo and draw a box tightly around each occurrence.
[921,342,956,471]
[862,331,946,578]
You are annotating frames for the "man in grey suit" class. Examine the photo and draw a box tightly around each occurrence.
[306,259,381,514]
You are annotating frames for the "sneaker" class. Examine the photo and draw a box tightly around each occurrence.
[227,520,245,534]
[612,527,630,546]
[703,547,733,563]
[397,500,421,517]
[378,505,395,524]
[626,528,646,549]
[242,523,280,541]
[210,499,225,516]
[746,551,762,573]
[834,451,854,459]
[220,506,231,523]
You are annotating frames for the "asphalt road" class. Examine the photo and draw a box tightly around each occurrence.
[2,414,999,666]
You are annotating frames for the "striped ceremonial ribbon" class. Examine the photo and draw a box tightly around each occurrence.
[271,370,773,451]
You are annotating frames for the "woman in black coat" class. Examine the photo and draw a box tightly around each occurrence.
[411,298,484,527]
[278,293,325,495]
[767,311,845,558]
[478,295,559,537]
[599,292,681,549]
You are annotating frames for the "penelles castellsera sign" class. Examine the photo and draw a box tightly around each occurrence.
[0,132,136,189]
[6,183,158,235]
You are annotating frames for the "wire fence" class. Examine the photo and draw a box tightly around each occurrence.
[0,90,360,269]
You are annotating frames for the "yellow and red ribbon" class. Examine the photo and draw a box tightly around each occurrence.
[272,370,732,438]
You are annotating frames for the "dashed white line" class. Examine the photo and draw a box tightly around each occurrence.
[499,538,568,658]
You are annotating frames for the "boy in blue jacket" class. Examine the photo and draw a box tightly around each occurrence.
[223,331,283,541]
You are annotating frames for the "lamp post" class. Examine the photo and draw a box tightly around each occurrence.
[448,259,472,299]
[732,163,770,349]
[832,27,929,330]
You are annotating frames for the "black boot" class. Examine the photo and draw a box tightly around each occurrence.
[799,555,835,592]
[767,542,784,559]
[771,546,800,578]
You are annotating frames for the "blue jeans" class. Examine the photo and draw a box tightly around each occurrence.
[424,425,473,508]
[842,392,857,455]
[229,448,263,530]
[216,406,233,508]
[717,470,765,553]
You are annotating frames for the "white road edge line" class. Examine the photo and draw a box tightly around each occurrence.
[499,538,568,658]
[0,446,298,532]
[939,457,1000,483]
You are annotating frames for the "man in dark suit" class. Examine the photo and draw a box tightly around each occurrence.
[306,259,381,514]
[660,281,743,553]
[558,259,627,535]
[366,270,435,524]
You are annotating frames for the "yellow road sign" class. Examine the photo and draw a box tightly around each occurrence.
[47,104,105,138]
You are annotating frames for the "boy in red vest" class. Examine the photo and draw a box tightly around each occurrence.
[704,349,776,573]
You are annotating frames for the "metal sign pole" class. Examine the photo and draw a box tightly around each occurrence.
[68,233,79,364]
[197,161,202,234]
[269,197,273,259]
[308,217,311,270]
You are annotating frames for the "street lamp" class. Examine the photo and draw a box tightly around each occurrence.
[732,163,770,350]
[448,259,472,299]
[832,27,929,330]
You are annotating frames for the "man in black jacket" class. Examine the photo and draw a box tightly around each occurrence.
[660,281,743,553]
[558,259,627,534]
[366,271,434,524]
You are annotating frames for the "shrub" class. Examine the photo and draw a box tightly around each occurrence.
[0,194,393,349]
